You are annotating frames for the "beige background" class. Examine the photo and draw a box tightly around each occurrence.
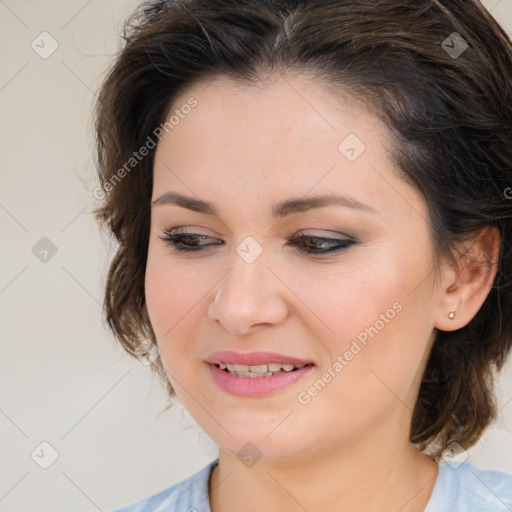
[1,0,511,510]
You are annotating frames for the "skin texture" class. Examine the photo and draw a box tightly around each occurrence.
[145,73,499,512]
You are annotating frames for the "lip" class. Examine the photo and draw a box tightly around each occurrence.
[206,350,314,366]
[208,363,314,397]
[206,351,316,397]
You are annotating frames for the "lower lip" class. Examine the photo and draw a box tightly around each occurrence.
[208,363,315,397]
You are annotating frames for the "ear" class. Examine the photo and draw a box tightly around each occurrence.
[434,226,500,332]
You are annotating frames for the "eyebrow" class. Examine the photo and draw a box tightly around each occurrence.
[151,191,379,217]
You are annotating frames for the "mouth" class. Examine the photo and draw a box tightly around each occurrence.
[206,351,316,396]
[214,362,313,378]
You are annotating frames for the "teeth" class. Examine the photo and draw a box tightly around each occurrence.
[216,362,306,376]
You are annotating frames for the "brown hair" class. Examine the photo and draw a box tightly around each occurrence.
[93,0,512,459]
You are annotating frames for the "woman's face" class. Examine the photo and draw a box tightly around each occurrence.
[145,73,443,460]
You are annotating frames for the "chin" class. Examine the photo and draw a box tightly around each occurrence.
[197,418,313,462]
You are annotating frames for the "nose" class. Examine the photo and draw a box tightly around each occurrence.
[207,249,289,335]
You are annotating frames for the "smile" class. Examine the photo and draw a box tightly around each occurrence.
[216,362,308,377]
[208,362,315,396]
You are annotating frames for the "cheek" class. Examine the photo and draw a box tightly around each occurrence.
[144,260,197,393]
[285,255,403,347]
[293,253,432,401]
[144,249,222,378]
[145,258,175,338]
[144,252,201,342]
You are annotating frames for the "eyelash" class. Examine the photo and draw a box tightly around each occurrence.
[158,229,356,255]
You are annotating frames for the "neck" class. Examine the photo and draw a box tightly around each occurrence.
[209,434,439,512]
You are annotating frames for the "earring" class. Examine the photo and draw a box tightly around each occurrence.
[448,310,456,319]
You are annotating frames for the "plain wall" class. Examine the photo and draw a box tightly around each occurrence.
[1,0,511,510]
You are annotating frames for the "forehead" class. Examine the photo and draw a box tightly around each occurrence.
[155,73,385,173]
[151,73,426,225]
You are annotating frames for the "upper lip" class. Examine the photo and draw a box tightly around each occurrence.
[207,350,314,366]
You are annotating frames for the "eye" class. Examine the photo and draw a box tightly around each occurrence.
[158,228,356,255]
[159,228,222,252]
[287,232,356,254]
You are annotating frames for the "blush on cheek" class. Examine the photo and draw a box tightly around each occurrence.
[145,265,176,340]
[324,287,392,342]
[145,261,206,343]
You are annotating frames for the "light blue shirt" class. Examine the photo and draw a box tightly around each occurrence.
[111,459,512,511]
